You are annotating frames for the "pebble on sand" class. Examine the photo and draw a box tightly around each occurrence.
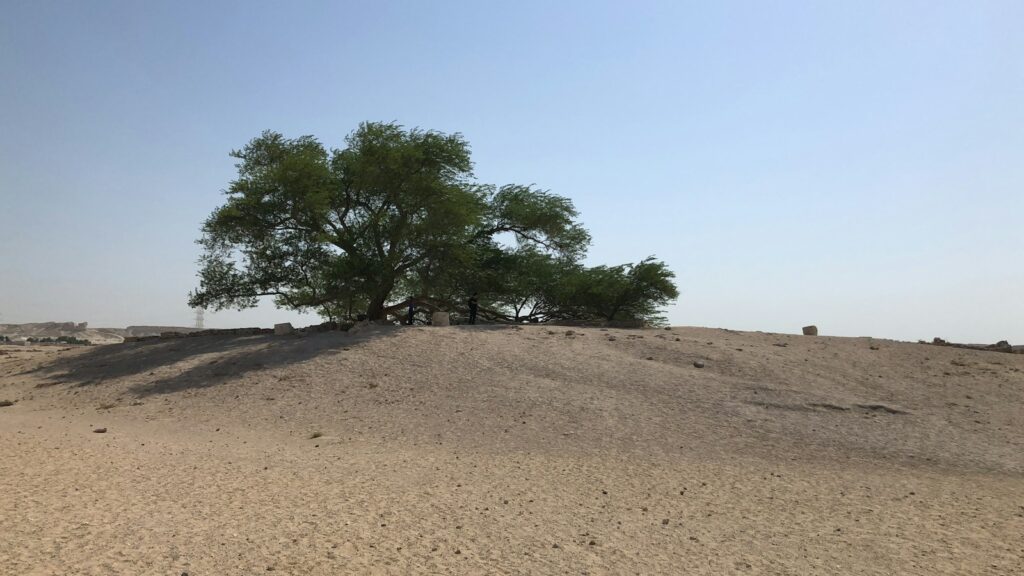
[93,428,107,433]
[693,361,705,368]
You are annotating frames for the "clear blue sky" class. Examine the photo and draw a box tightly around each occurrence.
[1,1,1021,342]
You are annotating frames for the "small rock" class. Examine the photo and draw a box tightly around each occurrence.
[664,327,671,331]
[589,540,596,546]
[273,322,294,335]
[646,356,654,360]
[0,400,14,407]
[802,325,818,336]
[552,543,560,549]
[693,361,705,368]
[662,519,670,525]
[93,427,107,433]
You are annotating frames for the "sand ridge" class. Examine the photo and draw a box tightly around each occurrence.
[1,325,1023,574]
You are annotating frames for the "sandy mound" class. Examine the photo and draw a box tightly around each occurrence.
[2,326,1022,574]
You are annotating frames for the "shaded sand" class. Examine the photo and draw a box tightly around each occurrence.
[1,326,1022,574]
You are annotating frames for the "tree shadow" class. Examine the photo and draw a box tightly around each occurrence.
[28,325,406,398]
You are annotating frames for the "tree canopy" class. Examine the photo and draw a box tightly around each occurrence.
[190,122,677,324]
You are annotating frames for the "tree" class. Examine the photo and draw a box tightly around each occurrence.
[191,122,680,325]
[189,122,590,320]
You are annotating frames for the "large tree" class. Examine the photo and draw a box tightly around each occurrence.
[189,122,590,320]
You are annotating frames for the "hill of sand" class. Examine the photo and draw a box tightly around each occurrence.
[1,325,1022,575]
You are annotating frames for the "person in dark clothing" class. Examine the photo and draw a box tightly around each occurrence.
[406,302,415,325]
[467,293,479,325]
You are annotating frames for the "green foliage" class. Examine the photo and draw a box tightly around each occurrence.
[556,257,679,325]
[472,247,575,322]
[190,122,676,324]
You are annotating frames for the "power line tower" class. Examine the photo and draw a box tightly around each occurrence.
[193,308,205,330]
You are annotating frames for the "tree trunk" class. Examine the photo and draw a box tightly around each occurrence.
[366,284,394,321]
[366,296,387,320]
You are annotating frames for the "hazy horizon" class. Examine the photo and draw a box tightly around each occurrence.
[2,1,1021,343]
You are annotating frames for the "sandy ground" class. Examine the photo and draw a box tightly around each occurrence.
[1,325,1022,575]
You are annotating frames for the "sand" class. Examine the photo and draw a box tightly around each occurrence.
[1,325,1022,575]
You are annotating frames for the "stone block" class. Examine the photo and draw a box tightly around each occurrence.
[274,323,294,335]
[802,325,818,336]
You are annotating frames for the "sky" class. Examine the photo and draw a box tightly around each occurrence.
[1,0,1021,343]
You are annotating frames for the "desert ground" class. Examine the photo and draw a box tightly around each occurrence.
[1,325,1022,575]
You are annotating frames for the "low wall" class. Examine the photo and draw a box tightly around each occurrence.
[123,327,273,343]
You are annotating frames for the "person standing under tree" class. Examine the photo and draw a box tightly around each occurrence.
[467,292,479,325]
